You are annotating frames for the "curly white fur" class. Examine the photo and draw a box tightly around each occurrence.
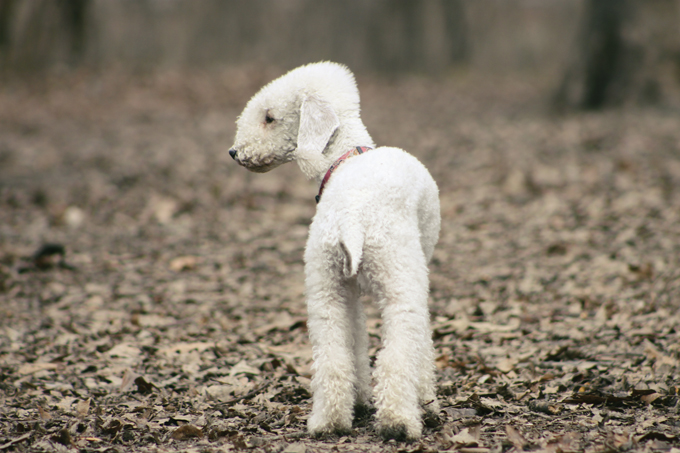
[230,62,440,441]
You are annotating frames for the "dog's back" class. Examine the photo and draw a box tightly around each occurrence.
[309,146,440,278]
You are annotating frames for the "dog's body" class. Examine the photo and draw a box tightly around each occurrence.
[229,62,440,440]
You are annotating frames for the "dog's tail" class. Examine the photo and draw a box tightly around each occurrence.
[339,230,364,279]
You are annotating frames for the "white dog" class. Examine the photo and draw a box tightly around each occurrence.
[229,62,440,440]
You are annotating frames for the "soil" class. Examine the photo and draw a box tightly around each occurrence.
[1,67,679,453]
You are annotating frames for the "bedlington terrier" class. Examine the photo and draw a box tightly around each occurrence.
[229,62,440,441]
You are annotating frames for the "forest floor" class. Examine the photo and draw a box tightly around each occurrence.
[1,67,679,453]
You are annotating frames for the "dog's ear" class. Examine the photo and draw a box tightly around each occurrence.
[297,95,339,155]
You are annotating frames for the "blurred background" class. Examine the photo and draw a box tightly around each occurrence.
[1,0,679,109]
[1,0,680,312]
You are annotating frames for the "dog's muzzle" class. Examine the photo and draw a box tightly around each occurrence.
[227,148,281,173]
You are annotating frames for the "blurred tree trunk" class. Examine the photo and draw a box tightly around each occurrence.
[0,0,16,64]
[59,0,89,63]
[442,0,468,64]
[3,0,90,71]
[554,0,678,111]
[368,0,468,73]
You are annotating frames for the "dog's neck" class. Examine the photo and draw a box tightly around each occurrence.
[315,146,372,203]
[295,118,375,182]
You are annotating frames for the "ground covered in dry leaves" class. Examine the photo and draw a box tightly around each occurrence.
[1,67,679,453]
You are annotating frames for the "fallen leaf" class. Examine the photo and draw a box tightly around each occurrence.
[640,392,661,404]
[171,424,203,440]
[18,362,58,375]
[643,339,678,369]
[120,368,138,392]
[506,425,527,450]
[38,406,51,420]
[547,432,581,453]
[443,407,477,419]
[528,400,562,415]
[52,429,72,447]
[450,427,480,447]
[496,357,518,373]
[134,376,155,394]
[169,256,198,272]
[282,443,307,453]
[107,343,142,362]
[147,194,178,224]
[637,432,677,443]
[229,360,260,377]
[604,432,633,450]
[82,437,103,442]
[0,433,32,450]
[134,314,176,327]
[76,398,91,417]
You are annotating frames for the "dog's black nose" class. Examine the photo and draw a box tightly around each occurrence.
[228,149,237,159]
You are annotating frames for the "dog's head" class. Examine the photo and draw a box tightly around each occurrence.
[229,62,361,178]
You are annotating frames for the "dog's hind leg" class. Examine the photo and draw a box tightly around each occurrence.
[367,243,433,441]
[347,279,372,412]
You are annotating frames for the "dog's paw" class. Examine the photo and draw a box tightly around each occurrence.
[375,406,422,441]
[308,413,352,439]
[308,425,352,440]
[378,423,414,442]
[376,414,421,442]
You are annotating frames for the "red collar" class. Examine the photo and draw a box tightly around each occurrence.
[316,146,373,203]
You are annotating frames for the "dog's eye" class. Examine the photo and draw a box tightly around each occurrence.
[265,113,275,124]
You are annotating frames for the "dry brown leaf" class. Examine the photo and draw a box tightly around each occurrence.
[171,424,203,440]
[253,311,302,336]
[107,343,142,363]
[496,357,518,373]
[120,368,138,392]
[450,427,481,447]
[82,437,103,442]
[604,432,633,450]
[282,443,307,453]
[544,432,581,453]
[505,425,527,450]
[18,362,58,375]
[147,194,178,224]
[229,360,260,377]
[38,406,52,420]
[134,376,155,394]
[643,339,678,369]
[76,398,91,417]
[52,429,72,447]
[640,392,661,404]
[169,256,198,272]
